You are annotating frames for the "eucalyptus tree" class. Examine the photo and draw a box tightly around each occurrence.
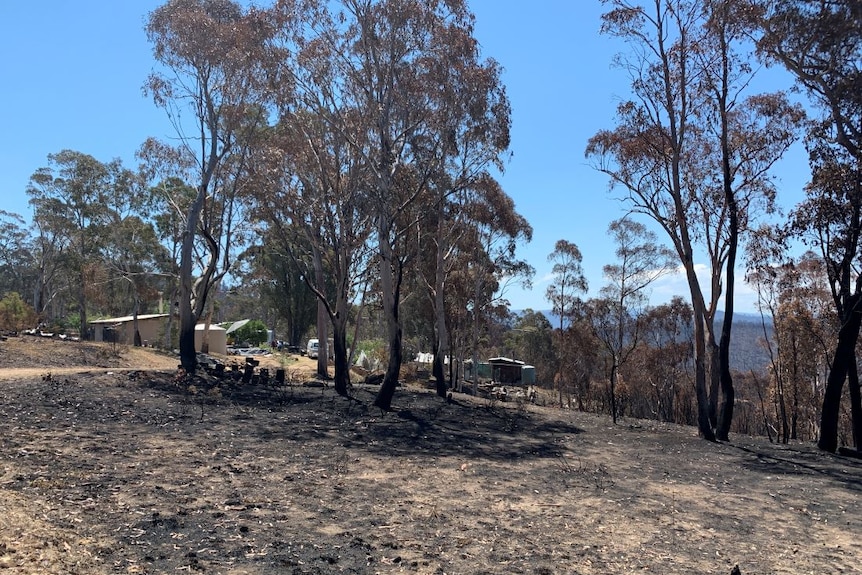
[267,0,516,409]
[0,210,35,303]
[630,297,696,423]
[143,176,196,348]
[26,150,121,337]
[747,249,834,443]
[417,174,530,397]
[753,0,862,452]
[405,28,515,397]
[587,0,802,440]
[546,239,588,406]
[239,245,317,350]
[789,138,862,450]
[145,0,272,372]
[463,183,533,396]
[697,0,805,439]
[588,218,675,423]
[92,161,173,343]
[28,203,65,322]
[250,107,375,395]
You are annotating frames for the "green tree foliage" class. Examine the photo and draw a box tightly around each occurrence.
[0,211,35,301]
[230,319,269,347]
[26,150,123,337]
[0,292,37,332]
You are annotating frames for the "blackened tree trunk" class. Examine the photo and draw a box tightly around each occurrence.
[716,140,738,442]
[374,221,404,412]
[848,354,862,449]
[433,340,447,397]
[818,296,862,452]
[332,319,350,396]
[178,185,208,374]
[132,295,142,347]
[312,245,329,380]
[432,255,449,398]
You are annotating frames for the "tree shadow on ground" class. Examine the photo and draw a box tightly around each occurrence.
[730,442,862,492]
[139,375,584,464]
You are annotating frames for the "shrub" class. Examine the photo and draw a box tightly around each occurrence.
[0,292,37,332]
[230,319,269,347]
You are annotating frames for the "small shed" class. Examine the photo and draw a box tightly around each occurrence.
[195,324,227,355]
[90,314,169,346]
[488,357,529,385]
[463,359,491,381]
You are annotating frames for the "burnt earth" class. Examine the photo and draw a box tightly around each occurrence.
[0,339,860,574]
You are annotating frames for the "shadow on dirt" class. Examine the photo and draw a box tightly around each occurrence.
[136,373,583,465]
[731,442,862,492]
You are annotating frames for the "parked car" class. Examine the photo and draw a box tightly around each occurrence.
[307,338,320,359]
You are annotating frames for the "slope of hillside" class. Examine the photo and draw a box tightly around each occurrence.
[0,340,858,574]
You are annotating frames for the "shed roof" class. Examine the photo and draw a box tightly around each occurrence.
[487,357,526,366]
[195,324,226,332]
[89,314,169,325]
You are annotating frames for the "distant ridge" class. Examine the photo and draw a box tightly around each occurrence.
[513,309,773,372]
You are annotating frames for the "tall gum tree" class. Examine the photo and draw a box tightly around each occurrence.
[416,48,513,398]
[0,211,34,302]
[588,0,802,439]
[753,0,862,452]
[789,135,862,451]
[273,0,503,410]
[251,109,375,395]
[546,239,588,408]
[26,151,119,339]
[588,0,716,439]
[145,0,271,372]
[696,0,804,439]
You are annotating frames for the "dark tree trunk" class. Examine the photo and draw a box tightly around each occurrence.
[374,229,404,412]
[332,321,350,397]
[178,186,207,374]
[375,325,403,411]
[312,246,329,380]
[848,353,862,449]
[433,341,447,398]
[716,245,737,441]
[818,297,862,452]
[133,298,142,347]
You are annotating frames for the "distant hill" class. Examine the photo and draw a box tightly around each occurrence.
[517,309,774,373]
[719,311,773,372]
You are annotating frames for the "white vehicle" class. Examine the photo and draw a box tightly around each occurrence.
[307,338,320,359]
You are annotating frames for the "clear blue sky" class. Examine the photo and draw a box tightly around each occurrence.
[0,1,811,314]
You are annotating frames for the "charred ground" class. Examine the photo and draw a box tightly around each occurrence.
[0,337,859,574]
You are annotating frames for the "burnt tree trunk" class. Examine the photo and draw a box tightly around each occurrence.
[818,296,862,452]
[374,225,404,412]
[848,353,862,449]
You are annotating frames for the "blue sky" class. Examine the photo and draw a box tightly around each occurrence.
[1,1,811,314]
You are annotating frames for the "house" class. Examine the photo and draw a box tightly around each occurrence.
[90,314,169,346]
[88,314,227,355]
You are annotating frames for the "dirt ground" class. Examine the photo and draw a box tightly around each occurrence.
[0,337,859,575]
